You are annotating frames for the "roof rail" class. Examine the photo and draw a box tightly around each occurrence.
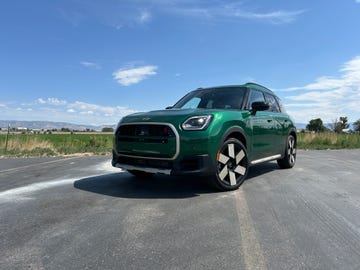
[244,82,272,92]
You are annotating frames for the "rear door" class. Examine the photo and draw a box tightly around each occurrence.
[264,93,289,155]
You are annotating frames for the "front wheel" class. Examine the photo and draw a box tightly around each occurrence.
[213,138,249,191]
[277,134,296,169]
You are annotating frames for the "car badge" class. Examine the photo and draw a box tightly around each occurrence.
[142,117,151,121]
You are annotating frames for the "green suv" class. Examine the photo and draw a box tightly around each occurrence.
[112,83,296,191]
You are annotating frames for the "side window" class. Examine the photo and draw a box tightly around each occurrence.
[275,96,286,113]
[264,93,281,113]
[247,90,265,110]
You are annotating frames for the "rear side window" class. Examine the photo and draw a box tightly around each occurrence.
[275,96,286,113]
[247,90,265,110]
[264,93,281,113]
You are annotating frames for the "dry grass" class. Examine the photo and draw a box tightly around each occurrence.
[2,137,58,157]
[297,132,360,149]
[0,133,112,157]
[5,137,56,152]
[301,132,338,144]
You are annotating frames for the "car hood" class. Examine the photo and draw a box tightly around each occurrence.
[120,108,216,125]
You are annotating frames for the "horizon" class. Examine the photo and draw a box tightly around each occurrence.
[1,119,357,132]
[1,1,360,125]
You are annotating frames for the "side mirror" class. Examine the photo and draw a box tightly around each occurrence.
[251,101,269,114]
[165,106,173,110]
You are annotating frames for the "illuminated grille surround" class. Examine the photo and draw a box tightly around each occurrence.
[115,122,180,160]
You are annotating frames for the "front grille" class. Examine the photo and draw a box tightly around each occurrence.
[118,137,168,144]
[115,123,179,160]
[117,124,175,137]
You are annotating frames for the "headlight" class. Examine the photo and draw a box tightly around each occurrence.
[182,115,213,131]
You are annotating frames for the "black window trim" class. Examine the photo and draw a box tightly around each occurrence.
[245,88,266,110]
[264,92,282,113]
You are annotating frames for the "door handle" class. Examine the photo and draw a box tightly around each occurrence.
[267,119,272,123]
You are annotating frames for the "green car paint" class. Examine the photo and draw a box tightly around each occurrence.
[112,83,297,191]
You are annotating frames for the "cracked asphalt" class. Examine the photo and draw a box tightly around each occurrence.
[1,150,360,270]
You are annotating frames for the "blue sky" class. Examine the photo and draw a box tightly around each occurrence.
[1,0,360,126]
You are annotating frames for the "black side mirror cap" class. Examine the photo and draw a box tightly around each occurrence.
[251,102,269,114]
[165,106,173,110]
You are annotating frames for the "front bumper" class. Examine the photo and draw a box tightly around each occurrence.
[112,150,215,176]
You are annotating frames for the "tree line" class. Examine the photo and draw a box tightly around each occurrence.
[306,117,360,133]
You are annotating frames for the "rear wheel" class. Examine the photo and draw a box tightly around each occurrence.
[213,138,249,191]
[127,170,155,178]
[277,134,296,169]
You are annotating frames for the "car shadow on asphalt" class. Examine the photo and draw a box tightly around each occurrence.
[73,172,215,199]
[73,162,279,199]
[246,162,279,181]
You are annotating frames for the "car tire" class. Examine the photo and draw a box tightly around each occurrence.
[213,138,249,191]
[277,134,296,169]
[127,170,155,178]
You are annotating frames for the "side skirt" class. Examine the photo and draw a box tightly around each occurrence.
[250,154,282,166]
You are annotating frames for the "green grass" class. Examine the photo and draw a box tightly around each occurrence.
[0,133,113,157]
[1,132,359,157]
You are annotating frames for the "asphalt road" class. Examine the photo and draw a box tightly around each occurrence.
[1,150,360,270]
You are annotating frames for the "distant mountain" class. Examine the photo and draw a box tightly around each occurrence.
[0,120,115,131]
[0,120,354,132]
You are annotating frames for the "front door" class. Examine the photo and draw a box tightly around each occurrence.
[246,89,277,160]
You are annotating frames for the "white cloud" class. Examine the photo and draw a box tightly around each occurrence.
[281,56,360,123]
[0,98,138,126]
[58,1,305,28]
[137,11,152,24]
[112,65,158,86]
[80,110,94,115]
[278,76,344,92]
[37,98,46,104]
[169,7,212,19]
[58,8,85,27]
[166,2,305,24]
[68,101,137,117]
[215,5,305,24]
[80,61,102,69]
[59,2,154,28]
[36,98,67,106]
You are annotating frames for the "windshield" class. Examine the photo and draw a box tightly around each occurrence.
[173,87,246,110]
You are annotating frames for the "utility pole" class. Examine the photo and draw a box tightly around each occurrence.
[5,123,10,153]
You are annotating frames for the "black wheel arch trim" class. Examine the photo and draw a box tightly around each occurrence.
[288,128,297,137]
[220,126,247,148]
[281,128,297,158]
[288,128,297,143]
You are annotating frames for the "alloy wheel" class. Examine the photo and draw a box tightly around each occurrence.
[215,138,248,190]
